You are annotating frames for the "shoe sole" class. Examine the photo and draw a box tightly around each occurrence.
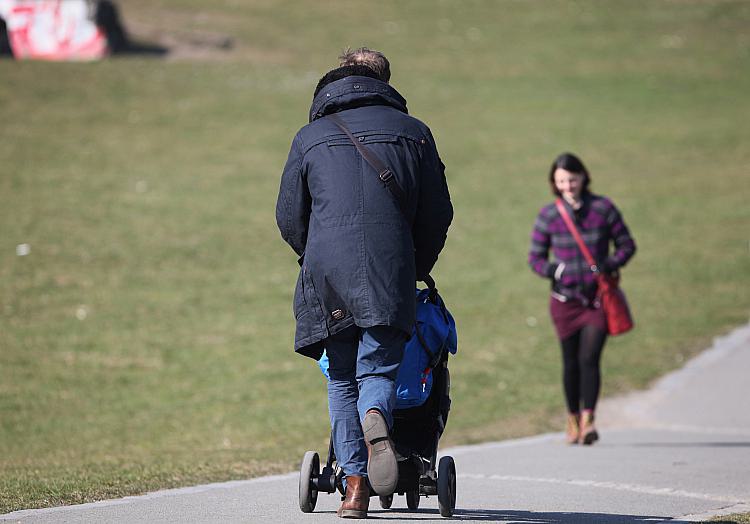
[581,430,599,445]
[363,411,398,496]
[338,509,367,519]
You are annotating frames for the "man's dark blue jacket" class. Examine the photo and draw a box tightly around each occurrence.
[276,75,453,360]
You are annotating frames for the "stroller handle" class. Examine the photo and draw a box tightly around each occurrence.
[421,274,436,290]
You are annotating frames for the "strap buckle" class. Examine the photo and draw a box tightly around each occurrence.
[379,169,393,183]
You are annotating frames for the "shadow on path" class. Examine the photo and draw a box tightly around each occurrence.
[630,442,750,448]
[324,507,688,523]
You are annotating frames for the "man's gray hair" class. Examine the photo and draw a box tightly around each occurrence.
[338,47,391,83]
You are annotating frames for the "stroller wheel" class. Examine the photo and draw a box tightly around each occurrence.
[299,451,319,513]
[406,489,420,510]
[437,456,456,517]
[379,494,393,509]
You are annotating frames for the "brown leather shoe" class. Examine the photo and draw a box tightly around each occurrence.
[579,410,599,445]
[362,409,398,496]
[337,475,369,519]
[565,413,580,445]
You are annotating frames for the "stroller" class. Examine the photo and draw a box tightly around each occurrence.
[298,279,458,517]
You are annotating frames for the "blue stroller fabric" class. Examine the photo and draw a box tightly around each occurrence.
[318,287,457,409]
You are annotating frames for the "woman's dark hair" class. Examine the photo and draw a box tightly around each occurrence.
[313,65,381,98]
[549,152,590,196]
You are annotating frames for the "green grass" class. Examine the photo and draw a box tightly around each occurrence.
[1,0,749,513]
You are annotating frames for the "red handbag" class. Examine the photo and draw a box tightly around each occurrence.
[555,199,634,335]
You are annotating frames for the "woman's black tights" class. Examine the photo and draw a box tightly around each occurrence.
[560,325,608,413]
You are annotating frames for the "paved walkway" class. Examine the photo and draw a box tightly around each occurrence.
[3,324,749,523]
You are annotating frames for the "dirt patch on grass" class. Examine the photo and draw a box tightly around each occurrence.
[127,26,292,63]
[118,5,290,63]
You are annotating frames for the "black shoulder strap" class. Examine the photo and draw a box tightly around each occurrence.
[327,113,408,215]
[327,113,435,289]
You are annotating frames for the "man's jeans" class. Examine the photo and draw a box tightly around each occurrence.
[325,324,406,477]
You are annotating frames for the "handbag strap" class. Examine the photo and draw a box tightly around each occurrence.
[554,198,599,272]
[327,113,408,215]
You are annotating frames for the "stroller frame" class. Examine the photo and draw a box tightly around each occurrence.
[299,345,457,517]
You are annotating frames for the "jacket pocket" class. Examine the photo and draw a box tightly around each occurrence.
[326,134,399,147]
[293,270,306,320]
[301,266,326,326]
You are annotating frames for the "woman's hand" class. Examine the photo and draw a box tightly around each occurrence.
[553,262,566,281]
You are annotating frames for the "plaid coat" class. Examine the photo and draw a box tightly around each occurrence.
[528,192,636,304]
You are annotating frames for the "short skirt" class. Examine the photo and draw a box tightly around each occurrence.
[549,295,606,341]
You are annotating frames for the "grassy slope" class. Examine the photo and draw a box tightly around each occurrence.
[709,513,750,524]
[1,0,749,512]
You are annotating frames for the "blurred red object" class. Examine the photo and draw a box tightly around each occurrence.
[0,0,108,60]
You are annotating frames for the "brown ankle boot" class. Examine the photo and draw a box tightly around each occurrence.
[337,475,369,519]
[362,409,398,496]
[565,413,580,444]
[579,411,599,445]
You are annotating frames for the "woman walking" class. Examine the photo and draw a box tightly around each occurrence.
[528,153,636,445]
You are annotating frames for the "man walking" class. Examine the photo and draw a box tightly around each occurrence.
[276,48,452,519]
